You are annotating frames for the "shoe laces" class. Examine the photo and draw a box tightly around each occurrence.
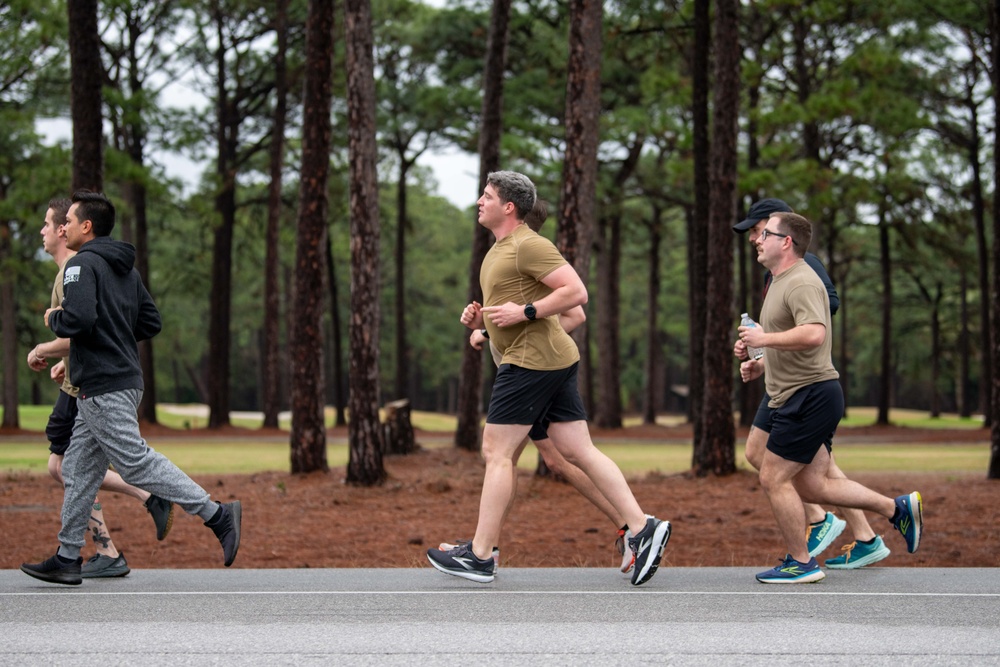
[839,541,857,556]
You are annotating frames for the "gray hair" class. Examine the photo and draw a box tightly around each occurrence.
[486,171,537,220]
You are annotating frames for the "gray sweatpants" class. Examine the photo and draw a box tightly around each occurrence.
[57,388,218,559]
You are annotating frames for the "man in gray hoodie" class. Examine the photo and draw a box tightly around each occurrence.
[21,191,242,585]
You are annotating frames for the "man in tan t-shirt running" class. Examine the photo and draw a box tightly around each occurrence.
[426,171,671,586]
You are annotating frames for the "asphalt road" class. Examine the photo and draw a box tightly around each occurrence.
[2,567,998,665]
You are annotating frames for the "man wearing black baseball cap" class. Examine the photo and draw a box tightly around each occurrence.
[733,198,888,570]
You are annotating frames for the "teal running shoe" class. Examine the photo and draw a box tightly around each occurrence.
[825,536,891,569]
[891,491,923,553]
[807,512,846,557]
[756,554,825,584]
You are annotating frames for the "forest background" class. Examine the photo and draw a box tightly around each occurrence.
[2,0,1000,483]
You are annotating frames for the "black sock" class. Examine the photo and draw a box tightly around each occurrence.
[56,554,76,565]
[890,507,900,524]
[207,504,224,526]
[859,537,877,546]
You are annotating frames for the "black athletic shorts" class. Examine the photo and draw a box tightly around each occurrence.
[46,391,78,456]
[528,421,549,441]
[764,379,843,464]
[487,362,587,428]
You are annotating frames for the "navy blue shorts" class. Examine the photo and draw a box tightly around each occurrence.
[764,380,843,464]
[46,391,78,456]
[487,363,587,428]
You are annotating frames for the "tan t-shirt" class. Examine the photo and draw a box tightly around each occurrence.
[760,259,839,407]
[52,256,80,398]
[480,224,579,370]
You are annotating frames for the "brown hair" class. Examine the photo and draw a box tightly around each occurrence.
[771,211,812,257]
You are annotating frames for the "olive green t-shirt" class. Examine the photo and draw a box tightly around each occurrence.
[760,259,839,407]
[480,224,579,370]
[52,255,81,398]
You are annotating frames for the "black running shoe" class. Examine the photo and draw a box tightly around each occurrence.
[81,552,131,578]
[628,517,671,586]
[145,495,175,541]
[205,501,242,567]
[20,552,83,585]
[427,542,496,583]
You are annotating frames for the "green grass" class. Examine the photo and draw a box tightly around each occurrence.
[0,437,989,476]
[2,403,991,475]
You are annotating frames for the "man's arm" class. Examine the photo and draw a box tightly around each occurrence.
[481,264,587,327]
[804,253,839,316]
[134,282,162,342]
[558,305,586,334]
[740,322,826,351]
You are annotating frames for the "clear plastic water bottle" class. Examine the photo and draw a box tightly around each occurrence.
[740,313,764,360]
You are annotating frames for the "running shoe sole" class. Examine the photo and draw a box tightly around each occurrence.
[756,568,826,584]
[426,551,495,583]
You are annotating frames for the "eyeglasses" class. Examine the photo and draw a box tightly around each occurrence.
[760,228,797,246]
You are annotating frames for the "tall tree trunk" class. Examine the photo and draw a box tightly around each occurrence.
[556,0,602,411]
[968,103,992,426]
[930,286,942,418]
[326,238,347,426]
[345,0,386,485]
[877,201,892,426]
[694,0,738,477]
[593,136,643,429]
[0,218,17,428]
[68,0,103,192]
[987,0,1000,479]
[263,0,289,429]
[643,205,663,425]
[394,169,409,400]
[290,0,332,473]
[454,0,511,451]
[207,12,236,429]
[959,267,971,418]
[688,0,710,442]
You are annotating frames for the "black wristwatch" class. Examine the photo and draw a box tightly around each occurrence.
[524,303,537,321]
[480,328,489,339]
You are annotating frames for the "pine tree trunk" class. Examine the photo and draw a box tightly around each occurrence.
[263,0,289,429]
[68,0,103,191]
[345,0,386,485]
[694,0,738,477]
[290,0,334,474]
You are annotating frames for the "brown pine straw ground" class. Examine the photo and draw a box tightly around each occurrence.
[2,423,997,572]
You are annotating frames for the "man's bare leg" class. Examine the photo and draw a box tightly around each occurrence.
[546,421,645,534]
[745,427,826,524]
[471,423,533,560]
[532,437,623,527]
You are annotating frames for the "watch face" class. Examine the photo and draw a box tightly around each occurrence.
[525,304,536,320]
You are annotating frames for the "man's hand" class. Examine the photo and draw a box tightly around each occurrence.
[481,302,529,328]
[733,338,749,361]
[738,324,765,351]
[44,306,60,328]
[740,358,764,384]
[51,360,66,384]
[469,329,487,350]
[460,301,484,330]
[27,348,48,372]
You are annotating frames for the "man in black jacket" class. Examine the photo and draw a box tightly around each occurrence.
[21,191,242,586]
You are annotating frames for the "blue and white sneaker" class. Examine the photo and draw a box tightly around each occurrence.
[891,491,923,553]
[628,517,671,586]
[427,542,496,583]
[437,540,500,574]
[825,536,891,569]
[756,554,825,584]
[806,512,846,558]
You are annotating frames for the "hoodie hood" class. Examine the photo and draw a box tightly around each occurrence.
[78,237,136,276]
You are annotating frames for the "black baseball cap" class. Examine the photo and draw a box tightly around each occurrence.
[733,198,793,233]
